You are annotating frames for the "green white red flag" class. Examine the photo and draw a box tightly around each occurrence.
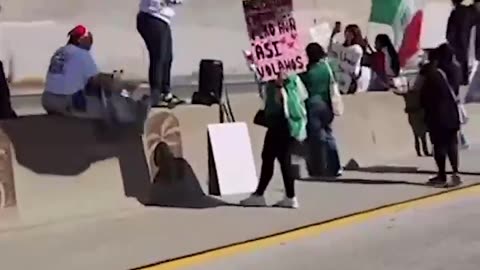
[369,0,425,67]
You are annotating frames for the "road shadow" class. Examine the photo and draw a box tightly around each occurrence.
[345,164,480,177]
[343,158,480,176]
[140,142,232,209]
[299,177,429,187]
[1,115,152,200]
[1,115,230,209]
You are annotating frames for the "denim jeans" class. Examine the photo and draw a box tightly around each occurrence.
[137,12,173,103]
[306,98,341,176]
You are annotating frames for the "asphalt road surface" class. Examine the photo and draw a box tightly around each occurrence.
[186,194,480,270]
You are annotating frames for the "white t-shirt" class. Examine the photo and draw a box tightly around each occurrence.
[139,0,178,24]
[45,44,99,95]
[330,43,371,93]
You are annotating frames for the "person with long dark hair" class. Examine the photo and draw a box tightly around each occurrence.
[241,73,308,209]
[137,0,184,108]
[369,34,400,91]
[0,59,16,119]
[301,43,342,177]
[420,44,462,187]
[331,24,371,94]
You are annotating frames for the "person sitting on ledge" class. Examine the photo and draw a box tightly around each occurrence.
[42,25,103,118]
[42,25,149,125]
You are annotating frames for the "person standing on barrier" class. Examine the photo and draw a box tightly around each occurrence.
[447,0,473,86]
[0,60,16,119]
[137,0,185,108]
[420,44,462,188]
[241,74,305,209]
[300,43,342,177]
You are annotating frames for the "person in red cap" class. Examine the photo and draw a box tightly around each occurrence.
[42,25,102,117]
[42,25,151,127]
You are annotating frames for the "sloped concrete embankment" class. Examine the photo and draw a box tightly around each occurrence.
[0,0,373,86]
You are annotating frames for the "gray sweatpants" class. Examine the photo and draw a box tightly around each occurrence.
[42,91,150,125]
[42,91,104,119]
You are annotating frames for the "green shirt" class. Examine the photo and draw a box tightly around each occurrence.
[264,81,283,124]
[300,60,333,104]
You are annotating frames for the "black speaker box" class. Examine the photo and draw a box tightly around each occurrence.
[192,59,224,106]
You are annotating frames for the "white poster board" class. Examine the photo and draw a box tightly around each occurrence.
[309,22,332,49]
[207,122,258,196]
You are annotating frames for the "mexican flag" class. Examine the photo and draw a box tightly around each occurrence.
[370,0,425,67]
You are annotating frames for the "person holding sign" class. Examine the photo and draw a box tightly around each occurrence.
[329,24,371,94]
[300,43,342,177]
[241,73,308,209]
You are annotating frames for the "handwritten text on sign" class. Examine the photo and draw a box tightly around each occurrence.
[243,0,306,81]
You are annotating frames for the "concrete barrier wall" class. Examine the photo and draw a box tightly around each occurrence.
[174,92,480,182]
[0,116,149,227]
[3,91,479,229]
[173,93,415,183]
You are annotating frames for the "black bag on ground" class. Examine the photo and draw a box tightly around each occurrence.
[192,59,224,106]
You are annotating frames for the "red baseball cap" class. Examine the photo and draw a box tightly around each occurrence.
[67,25,90,39]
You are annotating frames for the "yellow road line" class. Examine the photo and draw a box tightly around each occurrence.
[137,184,480,270]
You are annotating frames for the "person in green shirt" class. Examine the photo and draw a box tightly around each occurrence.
[241,74,304,209]
[300,43,342,177]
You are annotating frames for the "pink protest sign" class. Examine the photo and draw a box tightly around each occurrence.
[243,0,307,81]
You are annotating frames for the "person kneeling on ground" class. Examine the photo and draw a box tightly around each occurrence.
[241,73,308,209]
[42,25,149,124]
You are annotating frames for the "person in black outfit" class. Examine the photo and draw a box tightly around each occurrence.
[136,0,184,108]
[447,0,473,85]
[241,75,299,209]
[0,60,16,119]
[420,44,461,187]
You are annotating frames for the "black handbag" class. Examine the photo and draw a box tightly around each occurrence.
[253,109,267,127]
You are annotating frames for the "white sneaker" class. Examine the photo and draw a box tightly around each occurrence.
[240,195,267,207]
[451,174,463,186]
[273,197,299,209]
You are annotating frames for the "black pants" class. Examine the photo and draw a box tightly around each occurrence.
[453,45,469,86]
[431,128,459,179]
[255,123,295,198]
[136,12,173,101]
